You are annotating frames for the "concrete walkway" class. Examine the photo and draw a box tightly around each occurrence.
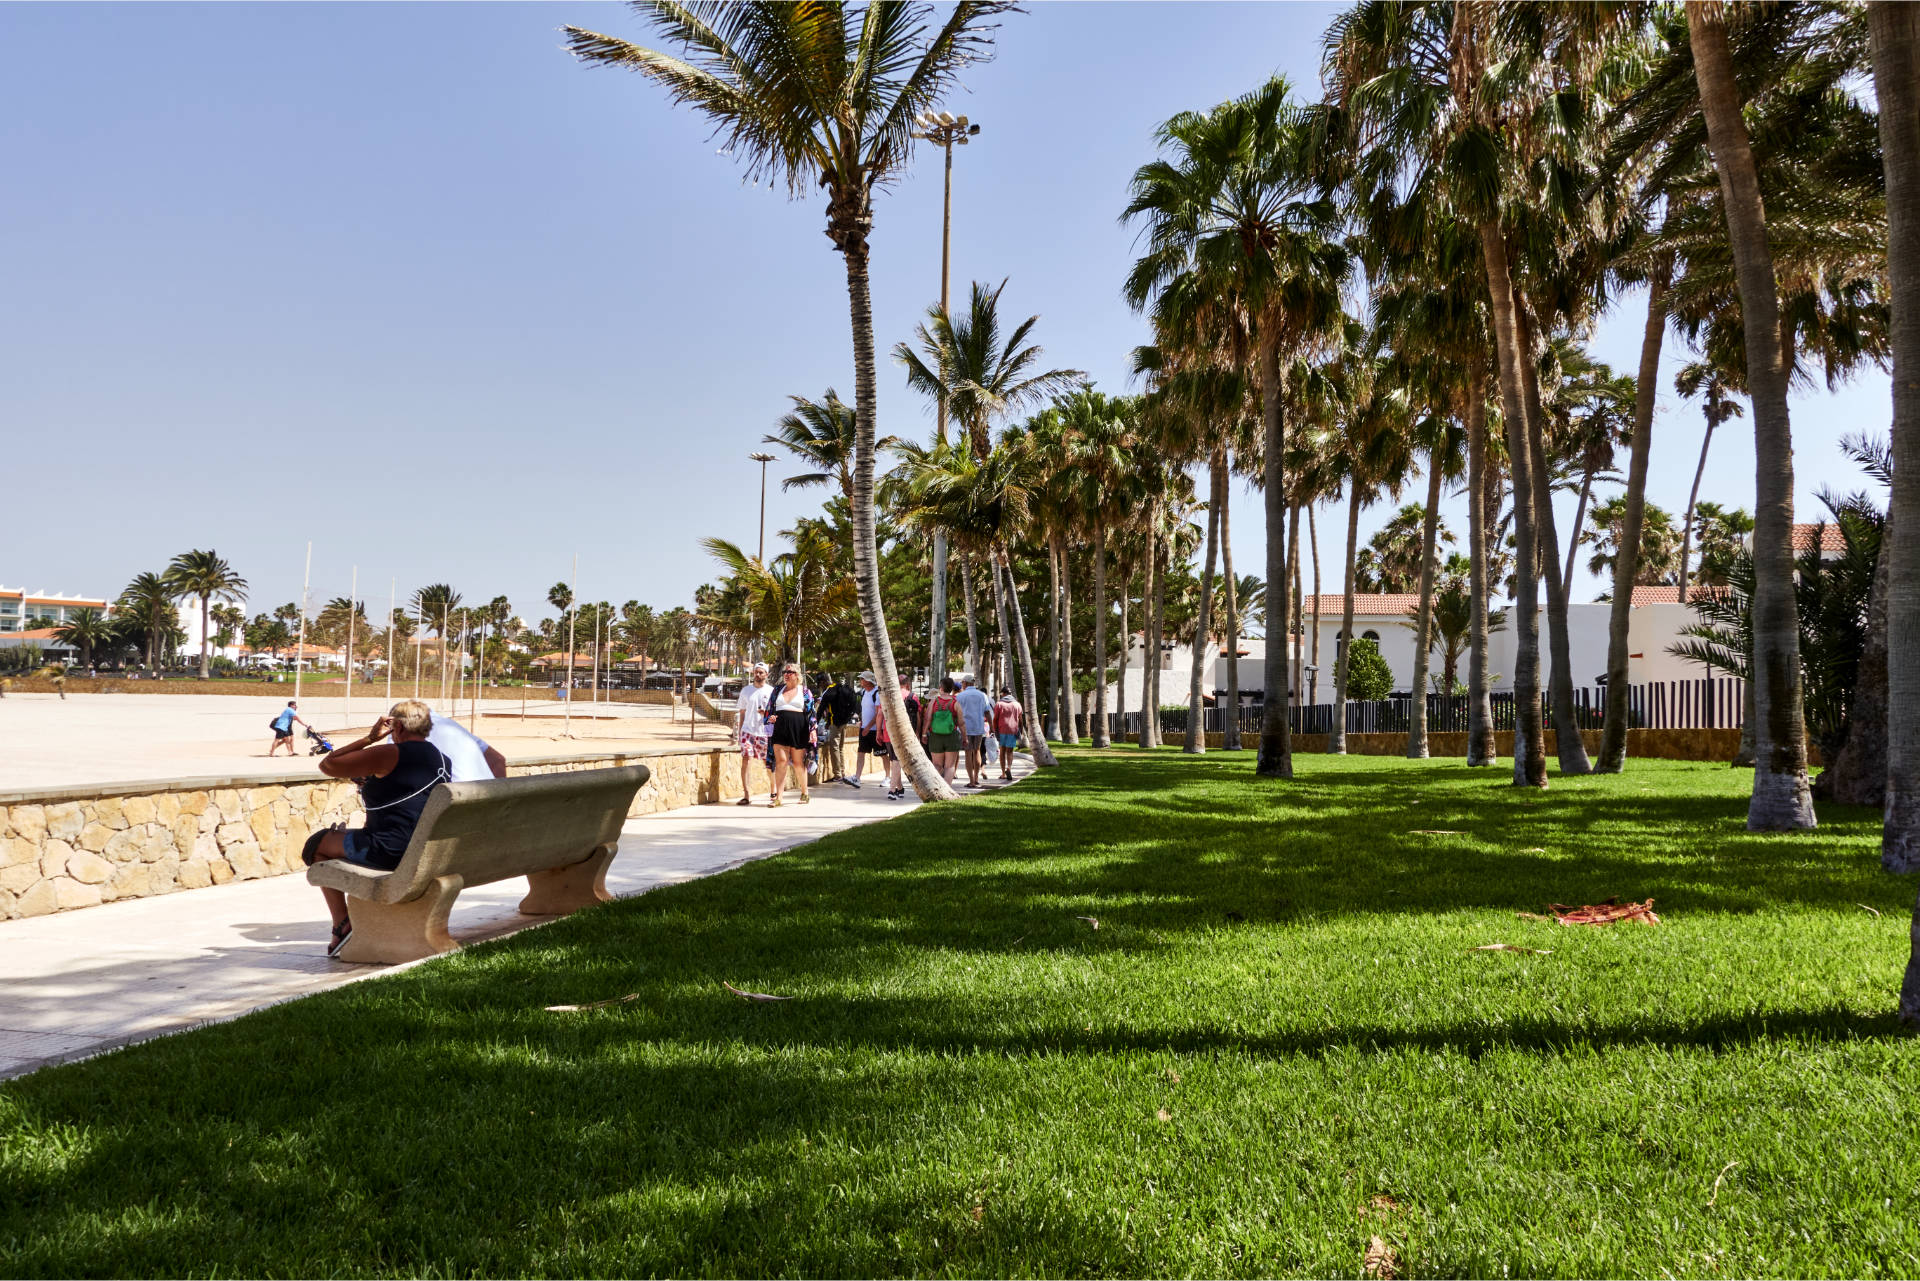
[0,763,1030,1079]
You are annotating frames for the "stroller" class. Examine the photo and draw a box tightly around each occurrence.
[304,726,336,756]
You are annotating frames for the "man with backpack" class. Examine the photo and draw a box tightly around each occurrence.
[817,674,859,783]
[266,700,309,757]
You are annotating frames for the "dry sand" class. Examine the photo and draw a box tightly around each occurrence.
[0,692,731,792]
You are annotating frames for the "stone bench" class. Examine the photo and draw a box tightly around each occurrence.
[307,763,651,964]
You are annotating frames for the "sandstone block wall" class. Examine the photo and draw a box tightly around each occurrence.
[0,746,756,922]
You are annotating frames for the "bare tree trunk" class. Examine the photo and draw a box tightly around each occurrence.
[1309,504,1322,705]
[835,198,956,801]
[1598,260,1669,772]
[1092,537,1110,748]
[1221,470,1242,750]
[1480,223,1546,787]
[1331,482,1362,755]
[1256,332,1293,778]
[1677,415,1717,604]
[1691,2,1816,830]
[1407,454,1444,758]
[1518,302,1592,775]
[1466,361,1497,766]
[1869,2,1920,891]
[999,549,1057,767]
[1563,467,1595,600]
[1185,451,1223,754]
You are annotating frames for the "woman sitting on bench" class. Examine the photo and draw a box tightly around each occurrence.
[304,698,451,958]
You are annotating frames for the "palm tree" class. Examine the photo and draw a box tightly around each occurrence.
[1672,358,1746,602]
[163,550,248,680]
[52,608,113,671]
[414,584,462,691]
[566,2,1011,804]
[1123,75,1348,778]
[764,389,902,505]
[1687,0,1816,830]
[117,571,176,672]
[1870,3,1920,911]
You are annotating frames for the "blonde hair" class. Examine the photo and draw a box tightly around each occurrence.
[388,699,434,736]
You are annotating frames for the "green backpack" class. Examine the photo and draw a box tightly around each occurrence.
[930,700,956,735]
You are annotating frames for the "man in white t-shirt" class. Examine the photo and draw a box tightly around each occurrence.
[734,663,772,805]
[428,712,508,782]
[850,671,879,788]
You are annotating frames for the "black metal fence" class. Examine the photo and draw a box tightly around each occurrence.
[1110,677,1746,740]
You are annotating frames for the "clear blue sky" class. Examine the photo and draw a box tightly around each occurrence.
[1,2,1889,626]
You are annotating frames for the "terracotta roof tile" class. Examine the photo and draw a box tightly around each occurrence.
[1302,594,1422,617]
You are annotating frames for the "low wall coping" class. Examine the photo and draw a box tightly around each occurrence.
[0,744,732,807]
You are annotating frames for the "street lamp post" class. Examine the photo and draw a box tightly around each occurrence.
[749,450,774,664]
[910,109,980,684]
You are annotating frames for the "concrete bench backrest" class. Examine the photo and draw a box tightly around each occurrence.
[382,763,651,900]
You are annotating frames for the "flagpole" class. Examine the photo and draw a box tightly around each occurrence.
[564,554,577,738]
[344,564,357,730]
[293,541,311,704]
[385,578,395,706]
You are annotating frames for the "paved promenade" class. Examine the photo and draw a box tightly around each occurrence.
[0,765,1029,1079]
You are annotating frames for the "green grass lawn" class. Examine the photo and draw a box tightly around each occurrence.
[3,752,1916,1278]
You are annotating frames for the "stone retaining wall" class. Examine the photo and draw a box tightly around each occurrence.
[0,746,759,922]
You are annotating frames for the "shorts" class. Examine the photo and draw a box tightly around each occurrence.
[858,729,879,755]
[927,731,964,754]
[340,828,401,872]
[967,733,987,753]
[739,733,768,760]
[273,727,293,740]
[998,733,1020,751]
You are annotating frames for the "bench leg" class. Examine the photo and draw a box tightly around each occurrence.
[336,874,464,964]
[518,843,617,916]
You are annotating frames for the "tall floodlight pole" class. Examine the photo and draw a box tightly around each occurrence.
[385,578,395,705]
[749,450,774,666]
[910,109,980,684]
[293,541,311,704]
[344,564,357,730]
[565,554,578,738]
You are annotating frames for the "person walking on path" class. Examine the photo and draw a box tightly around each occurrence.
[878,675,922,800]
[992,688,1024,783]
[763,664,817,807]
[266,700,309,757]
[956,674,992,789]
[921,677,965,786]
[734,663,772,806]
[850,671,880,788]
[817,674,857,783]
[304,699,451,958]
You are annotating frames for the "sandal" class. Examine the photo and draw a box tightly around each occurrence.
[736,796,752,807]
[326,919,353,958]
[798,794,810,805]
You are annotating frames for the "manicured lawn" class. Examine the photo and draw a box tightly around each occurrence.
[3,752,1916,1277]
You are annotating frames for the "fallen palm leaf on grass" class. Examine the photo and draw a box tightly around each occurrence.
[1363,1234,1398,1279]
[1471,943,1552,955]
[1858,903,1882,918]
[723,981,794,1002]
[544,993,640,1012]
[1408,829,1466,835]
[1075,915,1099,930]
[1547,897,1661,926]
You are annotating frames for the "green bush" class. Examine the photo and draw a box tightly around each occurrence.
[1345,637,1393,701]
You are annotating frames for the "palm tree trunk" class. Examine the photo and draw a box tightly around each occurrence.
[1466,360,1498,766]
[1308,504,1322,706]
[1677,414,1717,604]
[1823,507,1892,806]
[1407,454,1444,758]
[1479,223,1546,787]
[1143,520,1165,749]
[1288,502,1303,705]
[1598,258,1669,773]
[1116,564,1131,744]
[1867,3,1920,1004]
[930,532,949,688]
[198,595,211,680]
[1690,1,1816,830]
[962,553,982,679]
[1092,537,1110,748]
[1045,538,1063,739]
[1185,452,1223,754]
[1059,538,1079,744]
[999,549,1057,767]
[1331,482,1362,755]
[990,545,1013,695]
[1563,467,1595,600]
[1220,470,1242,750]
[1256,332,1293,778]
[1517,303,1592,775]
[834,198,956,801]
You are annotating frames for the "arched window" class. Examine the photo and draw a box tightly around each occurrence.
[1362,629,1380,642]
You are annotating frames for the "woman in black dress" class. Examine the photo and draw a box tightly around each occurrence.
[305,698,451,957]
[763,665,815,807]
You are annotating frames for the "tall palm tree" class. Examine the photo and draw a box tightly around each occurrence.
[1687,0,1816,829]
[764,389,903,506]
[1123,74,1348,778]
[567,2,1010,802]
[163,550,248,680]
[1672,357,1746,603]
[53,608,113,671]
[118,571,176,672]
[1057,389,1138,748]
[414,584,463,689]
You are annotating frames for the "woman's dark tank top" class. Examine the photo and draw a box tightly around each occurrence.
[358,739,450,869]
